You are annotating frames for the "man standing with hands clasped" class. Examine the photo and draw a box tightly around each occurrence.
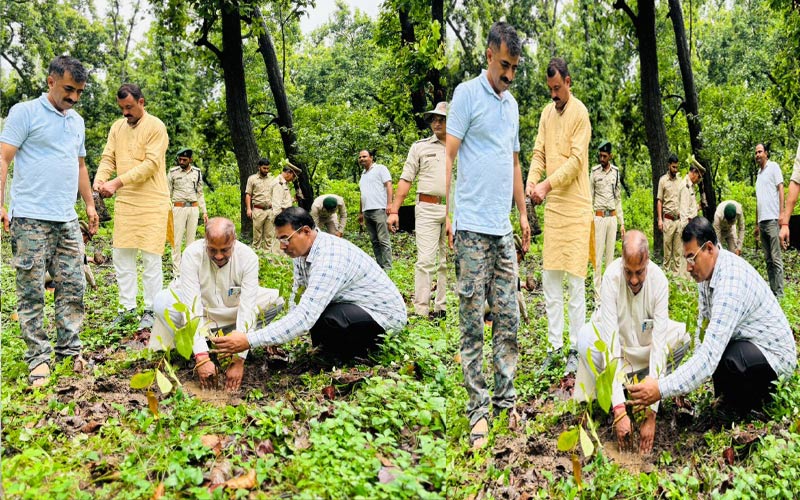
[446,21,531,450]
[526,57,593,375]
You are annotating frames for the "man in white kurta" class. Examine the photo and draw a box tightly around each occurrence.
[150,218,283,392]
[526,58,593,374]
[574,231,688,455]
[94,83,171,330]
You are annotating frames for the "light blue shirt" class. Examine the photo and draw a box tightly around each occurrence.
[0,94,86,222]
[447,70,520,236]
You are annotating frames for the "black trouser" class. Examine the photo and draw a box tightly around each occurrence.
[712,340,777,413]
[309,303,385,359]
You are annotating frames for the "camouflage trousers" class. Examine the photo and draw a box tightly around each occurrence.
[455,230,519,426]
[10,217,84,370]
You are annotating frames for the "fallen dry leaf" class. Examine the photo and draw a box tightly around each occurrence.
[10,312,19,321]
[255,439,274,457]
[200,434,223,456]
[222,469,257,490]
[377,454,394,467]
[208,460,232,486]
[378,466,398,484]
[453,353,462,364]
[151,481,165,500]
[80,420,103,434]
[146,391,159,419]
[322,385,335,400]
[723,447,735,465]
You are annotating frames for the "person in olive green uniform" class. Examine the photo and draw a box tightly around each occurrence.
[245,158,275,251]
[590,140,625,299]
[267,163,300,253]
[167,147,208,276]
[656,154,682,273]
[388,101,448,319]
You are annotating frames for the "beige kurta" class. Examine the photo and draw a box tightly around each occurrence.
[96,111,170,255]
[528,96,593,277]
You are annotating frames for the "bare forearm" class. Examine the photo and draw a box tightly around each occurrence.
[77,160,95,208]
[393,180,412,212]
[784,182,800,223]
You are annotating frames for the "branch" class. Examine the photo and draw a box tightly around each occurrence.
[195,16,222,60]
[447,17,473,66]
[613,0,637,25]
[664,93,685,102]
[1,52,34,93]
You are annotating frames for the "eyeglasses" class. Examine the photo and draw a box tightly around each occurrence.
[278,227,303,245]
[430,116,446,124]
[685,241,709,266]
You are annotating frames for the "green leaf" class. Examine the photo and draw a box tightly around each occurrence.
[557,427,579,452]
[594,339,607,353]
[596,358,618,413]
[163,358,182,387]
[175,317,199,360]
[130,370,156,389]
[156,368,173,395]
[579,426,595,457]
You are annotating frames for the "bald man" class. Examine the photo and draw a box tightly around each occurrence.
[150,217,283,391]
[574,230,689,455]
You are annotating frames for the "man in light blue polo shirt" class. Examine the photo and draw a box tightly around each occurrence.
[0,56,99,387]
[445,21,531,450]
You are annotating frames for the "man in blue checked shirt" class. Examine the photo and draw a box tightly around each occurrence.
[628,217,796,419]
[211,207,407,360]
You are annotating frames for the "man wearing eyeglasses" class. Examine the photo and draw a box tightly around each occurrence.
[150,217,283,392]
[628,217,796,420]
[574,231,689,455]
[211,207,407,362]
[388,101,448,320]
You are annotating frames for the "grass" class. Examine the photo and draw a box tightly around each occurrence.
[2,211,799,498]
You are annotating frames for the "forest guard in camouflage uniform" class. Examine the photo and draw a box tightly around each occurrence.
[590,141,625,300]
[0,56,99,386]
[168,148,208,276]
[245,158,275,251]
[446,22,531,450]
[388,101,448,319]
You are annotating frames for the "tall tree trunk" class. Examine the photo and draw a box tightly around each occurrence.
[197,5,261,238]
[615,0,671,254]
[668,0,716,218]
[429,0,446,105]
[399,6,429,131]
[254,8,313,210]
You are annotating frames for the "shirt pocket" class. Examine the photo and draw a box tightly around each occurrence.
[129,141,148,162]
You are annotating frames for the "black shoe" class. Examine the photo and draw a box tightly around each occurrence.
[428,310,446,320]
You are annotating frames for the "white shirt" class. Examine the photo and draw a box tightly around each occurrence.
[359,163,392,211]
[247,231,407,347]
[659,249,797,399]
[593,258,687,411]
[755,160,783,222]
[170,240,261,355]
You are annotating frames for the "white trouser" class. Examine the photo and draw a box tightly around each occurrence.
[149,286,283,352]
[542,269,586,352]
[113,247,163,311]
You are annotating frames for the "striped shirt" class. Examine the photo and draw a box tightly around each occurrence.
[246,231,407,347]
[659,249,797,399]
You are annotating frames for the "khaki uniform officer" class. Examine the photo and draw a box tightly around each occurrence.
[590,140,625,298]
[245,158,275,251]
[713,200,745,255]
[388,101,447,318]
[267,162,300,253]
[310,194,347,236]
[168,148,208,276]
[656,154,682,273]
[677,156,704,278]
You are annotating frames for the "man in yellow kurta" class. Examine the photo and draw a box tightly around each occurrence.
[526,58,593,375]
[94,83,170,330]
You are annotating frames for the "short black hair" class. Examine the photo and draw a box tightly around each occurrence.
[681,217,717,246]
[274,207,315,230]
[48,56,88,83]
[667,153,679,164]
[757,142,770,157]
[487,22,521,57]
[546,58,570,79]
[117,83,144,101]
[257,158,270,166]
